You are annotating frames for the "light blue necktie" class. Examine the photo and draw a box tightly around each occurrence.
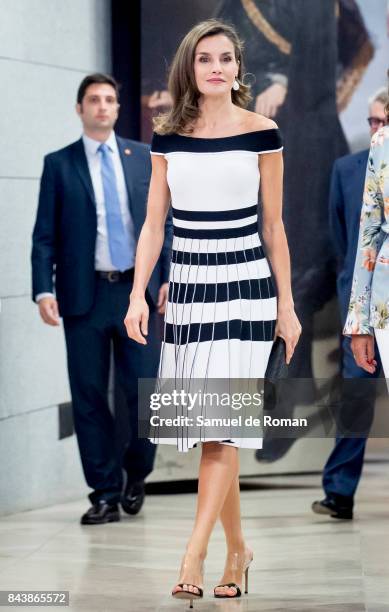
[98,142,132,271]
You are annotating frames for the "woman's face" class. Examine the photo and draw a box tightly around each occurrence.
[193,34,239,98]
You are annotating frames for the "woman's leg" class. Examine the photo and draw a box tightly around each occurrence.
[173,442,239,593]
[218,464,244,550]
[215,461,252,595]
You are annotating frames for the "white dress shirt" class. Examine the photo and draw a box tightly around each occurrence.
[83,131,136,271]
[36,131,136,302]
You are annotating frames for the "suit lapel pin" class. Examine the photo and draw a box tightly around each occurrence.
[124,148,132,155]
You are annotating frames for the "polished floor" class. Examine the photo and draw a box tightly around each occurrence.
[1,458,389,611]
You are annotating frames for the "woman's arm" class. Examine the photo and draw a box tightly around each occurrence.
[124,154,171,344]
[259,148,301,363]
[344,130,386,372]
[344,136,385,337]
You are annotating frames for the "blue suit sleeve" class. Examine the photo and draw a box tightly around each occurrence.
[329,160,347,262]
[31,155,57,300]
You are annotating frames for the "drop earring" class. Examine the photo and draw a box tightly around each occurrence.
[232,78,240,91]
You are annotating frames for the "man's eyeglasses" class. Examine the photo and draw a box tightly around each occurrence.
[367,116,387,128]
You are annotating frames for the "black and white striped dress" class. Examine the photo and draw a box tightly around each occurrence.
[149,129,282,452]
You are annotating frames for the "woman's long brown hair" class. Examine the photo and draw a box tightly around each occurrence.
[153,19,252,135]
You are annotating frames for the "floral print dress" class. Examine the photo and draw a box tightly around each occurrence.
[344,126,389,335]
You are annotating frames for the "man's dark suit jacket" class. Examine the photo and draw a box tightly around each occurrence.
[31,135,173,317]
[329,148,369,323]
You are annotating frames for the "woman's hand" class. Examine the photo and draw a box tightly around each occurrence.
[275,301,302,364]
[350,334,377,374]
[124,294,149,345]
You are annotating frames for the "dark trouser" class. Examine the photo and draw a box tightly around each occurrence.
[63,276,160,505]
[322,335,380,501]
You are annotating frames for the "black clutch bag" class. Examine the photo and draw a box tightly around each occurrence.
[262,336,289,412]
[265,336,288,382]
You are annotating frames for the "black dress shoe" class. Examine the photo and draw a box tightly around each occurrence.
[121,480,145,515]
[80,500,120,525]
[311,495,353,520]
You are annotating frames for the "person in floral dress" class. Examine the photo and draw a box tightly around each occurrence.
[344,101,389,381]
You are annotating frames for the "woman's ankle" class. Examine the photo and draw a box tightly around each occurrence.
[226,540,246,554]
[185,542,207,561]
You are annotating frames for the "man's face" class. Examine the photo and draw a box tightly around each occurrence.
[368,100,387,137]
[76,83,119,132]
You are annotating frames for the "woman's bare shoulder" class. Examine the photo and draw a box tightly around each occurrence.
[239,109,278,132]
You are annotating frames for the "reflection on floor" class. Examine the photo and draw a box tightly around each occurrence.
[0,459,389,611]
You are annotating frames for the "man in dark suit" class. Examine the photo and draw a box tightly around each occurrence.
[312,88,388,520]
[31,73,172,524]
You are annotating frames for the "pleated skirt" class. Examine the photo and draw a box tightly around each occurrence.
[149,223,277,452]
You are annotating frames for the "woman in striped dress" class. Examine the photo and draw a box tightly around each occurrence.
[125,19,301,607]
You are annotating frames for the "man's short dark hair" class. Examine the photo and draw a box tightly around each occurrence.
[77,73,120,104]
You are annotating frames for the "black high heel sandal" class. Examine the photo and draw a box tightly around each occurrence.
[172,552,205,608]
[213,548,253,598]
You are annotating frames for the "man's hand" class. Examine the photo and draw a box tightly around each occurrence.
[255,83,287,118]
[38,297,60,326]
[156,282,169,315]
[351,334,377,374]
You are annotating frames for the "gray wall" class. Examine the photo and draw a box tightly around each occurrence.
[0,0,111,515]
